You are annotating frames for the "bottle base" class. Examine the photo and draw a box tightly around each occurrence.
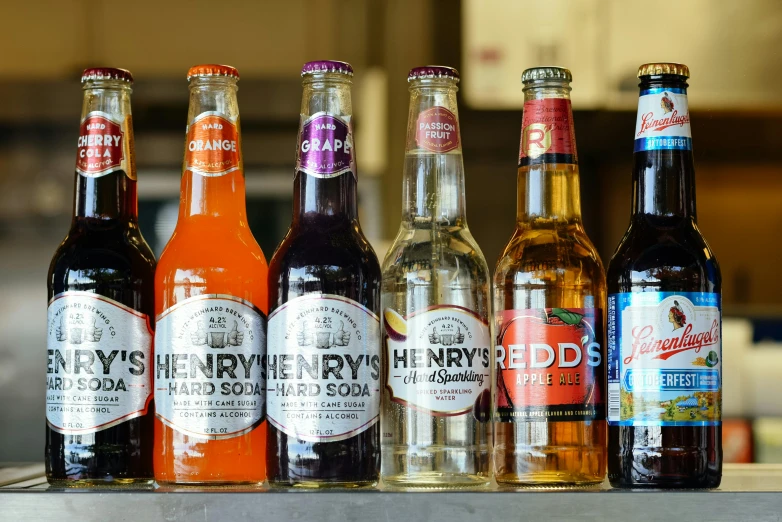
[47,477,154,489]
[154,479,264,488]
[268,479,377,489]
[608,475,721,489]
[496,471,604,489]
[383,472,490,490]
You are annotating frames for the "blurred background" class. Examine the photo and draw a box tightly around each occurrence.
[1,0,780,464]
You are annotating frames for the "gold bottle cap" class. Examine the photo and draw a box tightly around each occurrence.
[521,66,572,83]
[637,63,690,78]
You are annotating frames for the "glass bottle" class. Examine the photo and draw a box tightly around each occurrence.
[46,68,156,486]
[493,67,607,487]
[266,60,381,488]
[381,66,492,488]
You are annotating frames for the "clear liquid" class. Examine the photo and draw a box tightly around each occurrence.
[380,155,491,488]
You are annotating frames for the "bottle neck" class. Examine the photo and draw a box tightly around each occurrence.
[293,74,357,226]
[516,80,582,224]
[401,78,466,226]
[74,80,137,223]
[179,77,247,224]
[631,76,696,221]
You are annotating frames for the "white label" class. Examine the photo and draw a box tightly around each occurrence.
[46,292,153,434]
[634,88,692,152]
[385,306,491,415]
[154,295,266,440]
[266,294,381,443]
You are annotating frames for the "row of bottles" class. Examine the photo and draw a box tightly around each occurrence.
[46,61,721,489]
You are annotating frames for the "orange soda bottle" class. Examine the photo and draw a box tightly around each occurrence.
[153,64,268,485]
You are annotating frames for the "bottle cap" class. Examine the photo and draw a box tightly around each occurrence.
[187,64,240,81]
[81,68,133,84]
[408,65,460,82]
[301,60,354,77]
[521,66,572,83]
[637,63,690,78]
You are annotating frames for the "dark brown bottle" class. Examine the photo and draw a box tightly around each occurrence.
[265,60,381,488]
[607,63,722,488]
[46,68,156,486]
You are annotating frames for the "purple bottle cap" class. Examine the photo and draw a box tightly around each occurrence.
[408,66,460,82]
[301,60,354,77]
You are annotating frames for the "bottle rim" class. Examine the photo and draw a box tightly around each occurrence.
[407,65,460,83]
[81,68,133,84]
[521,66,572,84]
[301,60,354,77]
[187,64,240,81]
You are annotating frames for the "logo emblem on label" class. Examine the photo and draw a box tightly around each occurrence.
[185,112,242,177]
[76,112,133,178]
[296,113,355,179]
[46,292,153,434]
[415,107,460,153]
[495,308,604,423]
[385,306,491,418]
[154,295,267,440]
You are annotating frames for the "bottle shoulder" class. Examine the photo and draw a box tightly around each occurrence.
[157,228,268,278]
[607,217,721,294]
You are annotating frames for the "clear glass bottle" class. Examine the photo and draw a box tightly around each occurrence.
[493,67,606,487]
[381,66,492,489]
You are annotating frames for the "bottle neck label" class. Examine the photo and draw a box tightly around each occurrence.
[495,308,604,423]
[185,112,242,177]
[607,292,721,427]
[634,87,692,152]
[384,306,491,419]
[154,295,266,439]
[296,113,355,179]
[76,111,135,179]
[414,107,460,153]
[518,98,577,167]
[46,292,153,434]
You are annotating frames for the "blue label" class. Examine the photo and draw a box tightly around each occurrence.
[608,292,721,427]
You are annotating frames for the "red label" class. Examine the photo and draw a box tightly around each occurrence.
[76,113,127,177]
[495,308,604,422]
[415,107,460,153]
[185,112,241,176]
[518,98,577,166]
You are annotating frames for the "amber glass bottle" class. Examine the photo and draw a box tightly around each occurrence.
[154,65,268,485]
[493,67,606,487]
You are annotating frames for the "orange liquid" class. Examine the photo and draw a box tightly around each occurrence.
[154,170,268,484]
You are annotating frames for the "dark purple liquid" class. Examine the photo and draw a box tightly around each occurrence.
[607,78,722,488]
[266,172,381,486]
[47,171,156,483]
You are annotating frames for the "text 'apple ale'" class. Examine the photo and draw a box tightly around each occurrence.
[266,60,382,488]
[381,66,492,488]
[46,68,156,486]
[153,65,269,485]
[607,63,722,488]
[493,67,607,487]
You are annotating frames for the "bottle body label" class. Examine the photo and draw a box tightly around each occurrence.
[75,111,136,179]
[384,306,491,417]
[185,112,242,177]
[518,98,577,166]
[46,292,152,434]
[296,113,355,179]
[154,295,266,439]
[495,308,604,422]
[266,294,380,443]
[607,292,721,426]
[634,87,692,152]
[414,107,460,153]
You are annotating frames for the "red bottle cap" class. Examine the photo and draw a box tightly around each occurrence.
[81,68,133,84]
[187,64,240,81]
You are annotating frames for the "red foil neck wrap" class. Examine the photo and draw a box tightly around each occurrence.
[518,97,577,167]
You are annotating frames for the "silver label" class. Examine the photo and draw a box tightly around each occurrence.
[267,294,381,443]
[154,295,266,440]
[46,292,153,434]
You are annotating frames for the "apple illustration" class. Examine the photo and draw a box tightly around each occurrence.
[384,308,407,342]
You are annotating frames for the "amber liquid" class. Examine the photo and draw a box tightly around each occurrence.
[493,164,606,487]
[47,170,156,487]
[154,170,268,485]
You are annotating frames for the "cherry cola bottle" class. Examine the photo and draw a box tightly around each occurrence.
[266,60,381,488]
